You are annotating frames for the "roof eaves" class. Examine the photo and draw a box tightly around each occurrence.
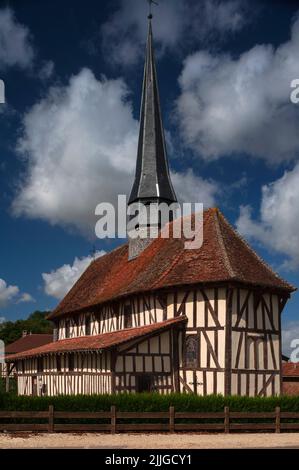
[6,317,187,361]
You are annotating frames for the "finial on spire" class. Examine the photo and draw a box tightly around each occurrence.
[147,0,158,20]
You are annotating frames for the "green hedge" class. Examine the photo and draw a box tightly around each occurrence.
[1,393,299,412]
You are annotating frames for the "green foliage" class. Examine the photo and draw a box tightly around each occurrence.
[0,311,53,345]
[0,393,299,412]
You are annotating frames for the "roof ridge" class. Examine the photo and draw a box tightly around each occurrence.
[213,208,236,278]
[216,209,295,291]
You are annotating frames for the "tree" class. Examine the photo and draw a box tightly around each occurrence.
[0,311,53,346]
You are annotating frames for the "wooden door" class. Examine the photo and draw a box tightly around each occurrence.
[136,374,152,393]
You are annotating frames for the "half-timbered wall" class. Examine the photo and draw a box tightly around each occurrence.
[115,331,173,394]
[16,351,112,396]
[14,285,287,397]
[177,287,226,395]
[57,293,170,339]
[230,289,281,397]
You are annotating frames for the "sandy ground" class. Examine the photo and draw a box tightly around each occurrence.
[0,432,299,449]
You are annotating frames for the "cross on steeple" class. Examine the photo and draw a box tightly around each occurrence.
[147,0,158,19]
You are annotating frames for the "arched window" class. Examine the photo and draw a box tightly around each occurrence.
[185,335,199,368]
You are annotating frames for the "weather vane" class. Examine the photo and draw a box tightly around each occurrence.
[147,0,158,19]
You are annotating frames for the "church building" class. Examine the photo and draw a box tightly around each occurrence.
[6,14,295,397]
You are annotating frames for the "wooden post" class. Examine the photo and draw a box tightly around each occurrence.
[172,329,180,393]
[111,405,116,434]
[224,289,233,396]
[111,351,116,394]
[48,405,54,433]
[275,406,281,433]
[169,406,175,433]
[224,406,230,433]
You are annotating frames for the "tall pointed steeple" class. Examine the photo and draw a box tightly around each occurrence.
[128,16,177,206]
[127,11,177,260]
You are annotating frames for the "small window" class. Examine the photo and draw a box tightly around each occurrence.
[185,335,199,368]
[68,354,74,371]
[124,304,132,329]
[65,320,70,339]
[85,316,91,336]
[56,356,61,372]
[37,357,44,373]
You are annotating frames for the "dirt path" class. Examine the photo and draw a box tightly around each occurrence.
[0,432,299,448]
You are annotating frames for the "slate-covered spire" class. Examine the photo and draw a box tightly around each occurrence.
[128,16,177,206]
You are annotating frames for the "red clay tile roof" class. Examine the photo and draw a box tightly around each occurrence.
[48,208,295,320]
[282,363,299,377]
[5,334,53,354]
[5,317,186,361]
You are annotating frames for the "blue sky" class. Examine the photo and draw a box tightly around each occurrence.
[0,0,298,355]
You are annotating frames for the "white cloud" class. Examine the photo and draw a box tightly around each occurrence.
[13,67,218,236]
[0,7,34,70]
[236,162,299,268]
[0,317,6,324]
[101,0,248,66]
[17,293,35,304]
[13,68,139,237]
[42,250,106,300]
[0,279,19,307]
[171,169,218,208]
[0,278,33,307]
[282,321,299,357]
[177,15,299,163]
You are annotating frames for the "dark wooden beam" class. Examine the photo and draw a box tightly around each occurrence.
[225,287,233,396]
